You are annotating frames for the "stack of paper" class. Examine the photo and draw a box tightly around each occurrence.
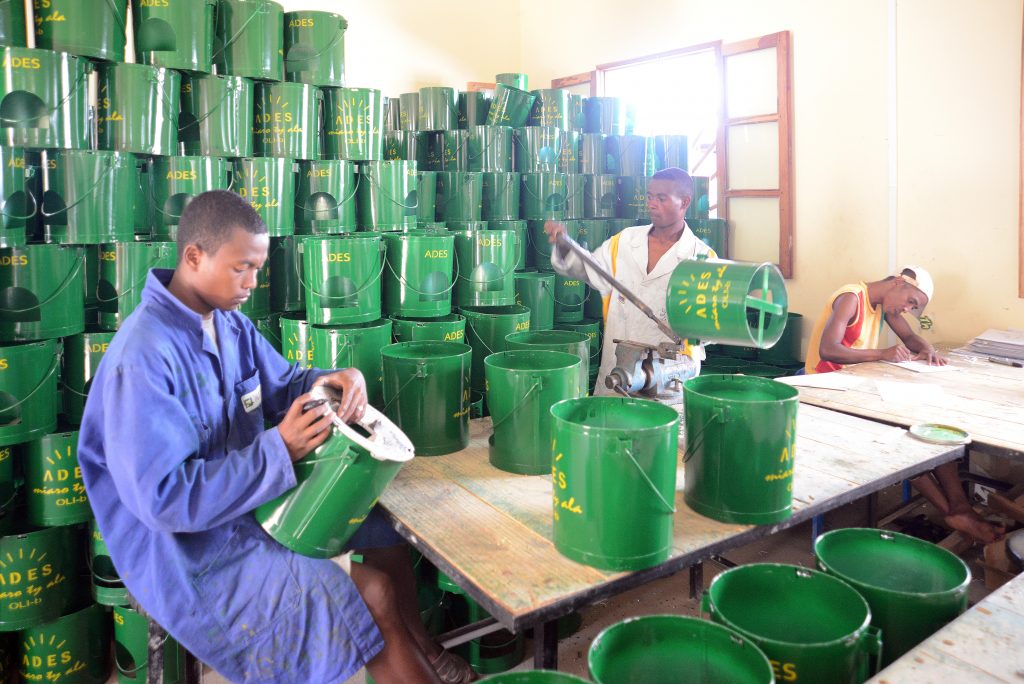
[964,329,1024,362]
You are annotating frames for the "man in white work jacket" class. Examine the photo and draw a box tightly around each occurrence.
[545,167,716,394]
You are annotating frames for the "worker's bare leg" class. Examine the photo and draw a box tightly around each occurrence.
[911,463,1004,543]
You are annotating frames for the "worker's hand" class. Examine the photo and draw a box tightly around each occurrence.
[543,220,567,245]
[914,348,947,366]
[279,393,336,462]
[314,368,368,424]
[880,344,914,363]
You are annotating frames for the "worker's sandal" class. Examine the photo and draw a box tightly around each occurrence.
[430,649,476,683]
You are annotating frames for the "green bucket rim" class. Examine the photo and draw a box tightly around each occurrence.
[684,373,798,404]
[459,304,529,319]
[506,330,588,347]
[310,318,391,334]
[550,396,678,434]
[475,670,589,683]
[484,349,581,373]
[390,313,465,325]
[381,341,471,361]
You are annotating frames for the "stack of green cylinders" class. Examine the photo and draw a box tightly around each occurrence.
[295,160,358,234]
[283,10,347,87]
[382,231,455,318]
[358,160,418,231]
[452,230,517,308]
[527,89,571,129]
[253,82,321,160]
[418,86,458,132]
[398,92,419,130]
[322,87,384,161]
[179,74,254,158]
[45,150,137,244]
[214,0,284,81]
[233,157,296,236]
[310,319,392,408]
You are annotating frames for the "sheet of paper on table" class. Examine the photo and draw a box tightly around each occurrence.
[875,380,945,406]
[777,373,866,391]
[883,360,960,373]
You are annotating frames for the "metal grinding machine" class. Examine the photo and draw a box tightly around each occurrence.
[555,234,789,404]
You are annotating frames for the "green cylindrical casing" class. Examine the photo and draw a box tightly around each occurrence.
[213,0,283,81]
[686,175,711,219]
[383,130,421,163]
[269,235,305,313]
[390,313,465,344]
[608,135,648,177]
[0,0,26,48]
[758,312,802,364]
[133,0,216,72]
[555,320,601,377]
[527,216,576,271]
[253,81,321,160]
[489,219,527,271]
[452,229,516,308]
[436,171,482,223]
[398,92,418,131]
[458,91,491,128]
[235,263,270,320]
[18,604,110,683]
[358,160,418,231]
[521,173,566,221]
[0,340,59,446]
[383,96,400,131]
[418,86,457,132]
[322,87,384,161]
[416,171,437,224]
[816,528,970,667]
[254,313,282,352]
[485,351,582,475]
[301,233,383,325]
[460,304,530,392]
[486,84,535,128]
[35,0,126,62]
[616,175,650,221]
[382,230,454,318]
[440,129,470,171]
[0,244,83,341]
[481,172,519,221]
[583,97,628,135]
[552,269,585,323]
[514,126,563,173]
[579,133,607,174]
[576,218,608,253]
[514,271,554,331]
[666,259,788,347]
[505,329,589,392]
[527,89,570,129]
[114,605,186,684]
[652,135,688,172]
[24,430,90,526]
[559,131,580,174]
[569,94,585,131]
[382,341,471,456]
[280,313,313,367]
[467,125,513,173]
[96,63,180,157]
[149,156,232,239]
[62,330,115,424]
[564,174,584,220]
[179,73,254,158]
[233,157,296,237]
[0,147,33,247]
[0,524,76,630]
[43,150,136,245]
[682,374,798,524]
[705,563,882,684]
[687,218,728,258]
[311,319,391,408]
[295,159,358,234]
[91,520,128,607]
[0,47,91,150]
[283,10,346,87]
[97,241,176,331]
[588,615,773,684]
[550,396,679,571]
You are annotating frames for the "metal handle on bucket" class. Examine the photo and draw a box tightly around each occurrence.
[488,380,540,434]
[0,67,90,127]
[284,26,346,67]
[384,249,458,296]
[0,353,60,416]
[453,247,516,286]
[293,247,386,301]
[94,246,173,304]
[363,170,419,210]
[620,440,676,514]
[0,188,38,221]
[113,632,171,677]
[0,255,84,313]
[41,161,117,218]
[212,1,269,60]
[681,406,727,464]
[179,76,247,132]
[294,171,362,211]
[857,624,883,681]
[382,363,427,413]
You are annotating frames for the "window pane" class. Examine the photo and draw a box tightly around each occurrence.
[727,197,780,264]
[727,122,779,190]
[725,47,777,119]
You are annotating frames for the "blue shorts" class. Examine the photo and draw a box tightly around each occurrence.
[343,504,405,550]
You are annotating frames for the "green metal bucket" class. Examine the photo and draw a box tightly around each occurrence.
[608,135,648,177]
[688,218,728,258]
[97,241,175,330]
[585,175,619,219]
[527,89,570,130]
[556,320,601,380]
[653,135,688,172]
[0,340,59,446]
[149,156,232,240]
[583,97,628,135]
[514,127,563,173]
[559,131,580,175]
[481,172,519,221]
[90,520,127,607]
[564,175,584,220]
[97,62,180,157]
[283,10,346,87]
[682,374,798,524]
[758,312,803,364]
[213,0,283,81]
[18,603,110,683]
[480,672,587,683]
[280,313,313,367]
[436,171,482,222]
[382,341,471,456]
[254,313,282,352]
[569,94,584,131]
[383,96,400,131]
[495,73,528,90]
[0,47,91,150]
[301,233,383,325]
[686,175,711,219]
[236,263,270,320]
[179,73,254,158]
[460,304,530,392]
[383,130,422,163]
[418,86,457,132]
[489,352,585,475]
[552,274,585,323]
[521,173,566,221]
[579,133,607,174]
[420,131,443,171]
[550,396,679,571]
[36,0,126,62]
[62,330,114,425]
[704,563,882,684]
[505,329,589,394]
[514,272,554,331]
[0,244,84,341]
[398,92,418,131]
[815,528,970,667]
[44,150,137,245]
[616,175,649,221]
[233,157,297,237]
[440,129,470,171]
[295,159,358,234]
[311,319,392,408]
[416,171,437,223]
[254,81,322,160]
[114,605,185,684]
[453,230,516,309]
[458,91,491,129]
[468,125,514,173]
[133,0,215,72]
[0,1,26,48]
[0,147,33,247]
[24,430,90,527]
[358,160,417,231]
[382,230,454,318]
[486,84,535,128]
[665,259,788,348]
[0,524,76,630]
[576,218,608,254]
[391,313,465,343]
[323,87,384,161]
[489,219,527,271]
[269,235,305,313]
[527,216,576,271]
[588,615,774,684]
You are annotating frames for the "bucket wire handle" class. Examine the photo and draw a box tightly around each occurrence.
[514,132,562,172]
[464,316,507,356]
[858,624,884,680]
[212,1,268,60]
[382,363,427,413]
[294,168,362,212]
[488,380,541,434]
[0,64,90,127]
[85,549,124,585]
[0,353,60,416]
[179,77,246,131]
[0,255,84,313]
[40,160,118,218]
[0,187,38,221]
[621,442,676,514]
[453,243,517,285]
[103,0,128,33]
[94,246,173,303]
[681,407,725,464]
[520,180,566,223]
[363,170,419,210]
[113,633,172,676]
[548,281,589,309]
[384,246,459,296]
[284,26,346,66]
[292,245,387,300]
[145,166,233,220]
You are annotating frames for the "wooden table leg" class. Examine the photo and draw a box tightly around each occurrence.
[689,563,703,600]
[183,652,204,684]
[533,619,559,670]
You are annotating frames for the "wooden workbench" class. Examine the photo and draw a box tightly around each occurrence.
[793,353,1024,460]
[380,403,963,667]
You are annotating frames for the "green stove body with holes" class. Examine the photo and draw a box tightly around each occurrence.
[114,605,186,684]
[0,244,84,341]
[310,319,392,409]
[149,156,233,240]
[97,242,176,331]
[62,331,116,425]
[382,231,454,318]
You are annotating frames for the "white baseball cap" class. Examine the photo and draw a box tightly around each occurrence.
[897,265,934,316]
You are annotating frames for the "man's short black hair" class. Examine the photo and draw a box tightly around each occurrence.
[651,167,694,201]
[176,190,267,259]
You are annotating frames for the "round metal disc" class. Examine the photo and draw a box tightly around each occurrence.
[908,422,971,446]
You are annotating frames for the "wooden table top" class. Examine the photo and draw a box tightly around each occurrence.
[380,404,962,631]
[792,353,1024,459]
